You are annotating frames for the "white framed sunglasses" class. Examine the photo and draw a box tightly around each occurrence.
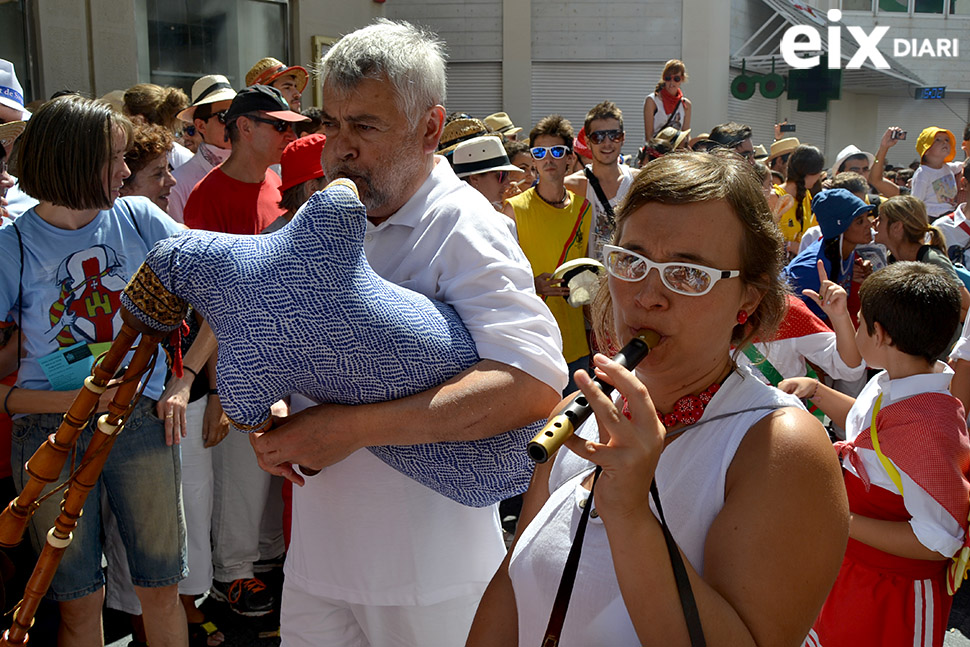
[602,245,741,296]
[530,145,570,160]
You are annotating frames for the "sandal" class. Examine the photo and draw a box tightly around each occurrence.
[188,619,225,647]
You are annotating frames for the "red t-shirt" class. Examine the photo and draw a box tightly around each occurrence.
[183,166,284,234]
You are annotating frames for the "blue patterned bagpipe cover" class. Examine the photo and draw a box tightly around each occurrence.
[121,180,541,507]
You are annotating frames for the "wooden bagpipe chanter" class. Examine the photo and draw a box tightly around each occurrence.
[0,178,550,645]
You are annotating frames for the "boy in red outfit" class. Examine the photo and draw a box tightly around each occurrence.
[782,261,970,647]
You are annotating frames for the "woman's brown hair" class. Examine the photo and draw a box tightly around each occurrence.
[123,121,174,182]
[17,95,133,211]
[653,59,688,95]
[592,149,788,356]
[123,83,189,130]
[878,194,947,253]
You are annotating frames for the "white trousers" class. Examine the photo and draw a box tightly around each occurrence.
[211,416,284,581]
[280,578,485,647]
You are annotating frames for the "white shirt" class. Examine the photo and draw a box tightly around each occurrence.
[168,143,232,223]
[509,366,802,645]
[743,335,866,383]
[844,365,965,556]
[585,164,636,261]
[912,161,962,218]
[285,156,567,606]
[933,203,970,265]
[167,141,194,171]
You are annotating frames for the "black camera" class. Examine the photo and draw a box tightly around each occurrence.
[891,130,907,141]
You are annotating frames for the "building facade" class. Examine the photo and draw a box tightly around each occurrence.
[2,0,966,167]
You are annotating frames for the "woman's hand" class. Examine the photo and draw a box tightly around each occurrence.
[562,353,664,522]
[802,259,851,321]
[202,393,229,448]
[777,376,818,399]
[156,373,192,446]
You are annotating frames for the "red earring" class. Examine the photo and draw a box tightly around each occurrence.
[736,310,748,325]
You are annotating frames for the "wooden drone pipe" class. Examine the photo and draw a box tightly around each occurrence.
[1,315,167,647]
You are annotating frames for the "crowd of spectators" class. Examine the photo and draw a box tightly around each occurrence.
[1,17,970,647]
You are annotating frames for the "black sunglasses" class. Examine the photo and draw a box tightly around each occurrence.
[247,115,293,133]
[664,75,682,82]
[208,110,229,125]
[588,129,625,145]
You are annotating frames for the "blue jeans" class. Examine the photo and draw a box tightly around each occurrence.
[11,397,186,601]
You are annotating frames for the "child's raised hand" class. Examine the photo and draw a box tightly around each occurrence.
[778,376,818,399]
[802,259,849,320]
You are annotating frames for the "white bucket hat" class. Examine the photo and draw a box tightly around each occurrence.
[833,144,875,176]
[0,59,29,120]
[453,136,521,178]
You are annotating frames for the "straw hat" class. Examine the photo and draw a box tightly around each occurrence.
[655,127,691,150]
[483,112,522,137]
[246,58,308,93]
[177,75,237,122]
[0,120,26,151]
[769,137,800,160]
[438,118,488,155]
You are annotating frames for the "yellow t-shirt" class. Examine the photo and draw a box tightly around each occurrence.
[773,185,816,244]
[508,188,592,363]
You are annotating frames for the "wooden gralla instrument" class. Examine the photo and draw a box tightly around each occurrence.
[0,296,187,645]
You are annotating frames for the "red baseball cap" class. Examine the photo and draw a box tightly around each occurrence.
[280,134,326,192]
[573,129,592,159]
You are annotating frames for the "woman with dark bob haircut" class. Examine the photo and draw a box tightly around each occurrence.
[468,150,849,646]
[0,95,188,645]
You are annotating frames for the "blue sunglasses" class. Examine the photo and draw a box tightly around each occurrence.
[530,145,570,160]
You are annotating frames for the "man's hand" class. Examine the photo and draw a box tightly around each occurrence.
[880,126,904,151]
[249,403,365,485]
[534,273,569,298]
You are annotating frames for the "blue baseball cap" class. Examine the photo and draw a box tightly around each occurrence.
[812,188,874,240]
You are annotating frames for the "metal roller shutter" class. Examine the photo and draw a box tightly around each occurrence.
[531,61,662,147]
[876,95,970,169]
[444,62,503,120]
[727,68,778,150]
[778,99,827,157]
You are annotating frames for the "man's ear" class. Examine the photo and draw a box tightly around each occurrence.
[422,105,446,155]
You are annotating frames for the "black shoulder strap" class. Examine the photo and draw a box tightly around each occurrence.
[541,467,706,646]
[583,166,615,230]
[662,98,684,130]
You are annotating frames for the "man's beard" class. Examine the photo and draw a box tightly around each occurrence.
[325,138,426,214]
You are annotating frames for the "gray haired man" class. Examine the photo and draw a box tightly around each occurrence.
[249,19,566,647]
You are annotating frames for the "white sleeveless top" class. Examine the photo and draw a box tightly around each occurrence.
[585,164,636,261]
[646,91,686,133]
[508,365,803,646]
